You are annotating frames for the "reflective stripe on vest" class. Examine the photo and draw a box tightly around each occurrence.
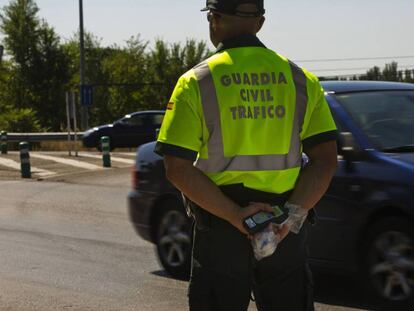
[193,60,308,173]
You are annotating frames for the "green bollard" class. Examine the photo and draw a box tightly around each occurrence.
[1,131,7,154]
[101,136,111,168]
[19,142,31,178]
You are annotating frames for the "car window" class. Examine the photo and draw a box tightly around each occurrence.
[149,114,165,128]
[123,114,145,126]
[335,91,414,150]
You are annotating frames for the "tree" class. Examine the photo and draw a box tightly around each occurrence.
[0,0,71,130]
[1,0,211,130]
[99,36,151,121]
[382,62,398,82]
[0,0,39,72]
[148,39,210,107]
[0,0,39,111]
[0,59,42,132]
[30,21,71,130]
[364,66,381,81]
[405,69,413,83]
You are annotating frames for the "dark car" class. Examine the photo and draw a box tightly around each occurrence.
[82,110,164,150]
[128,81,414,309]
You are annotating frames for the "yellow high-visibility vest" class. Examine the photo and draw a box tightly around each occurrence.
[156,41,337,194]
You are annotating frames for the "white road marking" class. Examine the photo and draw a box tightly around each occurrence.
[114,152,136,156]
[32,168,57,177]
[78,153,135,165]
[0,158,20,171]
[0,158,56,177]
[30,153,102,170]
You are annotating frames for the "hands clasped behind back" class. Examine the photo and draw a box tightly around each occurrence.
[230,201,290,239]
[230,201,274,235]
[230,202,293,260]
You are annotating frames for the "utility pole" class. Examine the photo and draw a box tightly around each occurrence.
[0,45,3,85]
[0,45,4,63]
[79,0,89,130]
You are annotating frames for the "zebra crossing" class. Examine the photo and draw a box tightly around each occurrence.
[77,152,135,165]
[0,151,136,179]
[30,153,103,170]
[0,157,56,177]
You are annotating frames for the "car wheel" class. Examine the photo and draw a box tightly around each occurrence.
[155,198,192,280]
[363,217,414,310]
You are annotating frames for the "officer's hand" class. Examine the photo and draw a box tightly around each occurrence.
[232,202,274,235]
[271,222,291,243]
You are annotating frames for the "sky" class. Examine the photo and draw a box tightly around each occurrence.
[1,0,414,77]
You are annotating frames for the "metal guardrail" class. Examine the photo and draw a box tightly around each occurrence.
[7,132,84,142]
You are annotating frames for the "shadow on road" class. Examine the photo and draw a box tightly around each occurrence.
[151,270,174,279]
[152,269,410,311]
[151,270,190,281]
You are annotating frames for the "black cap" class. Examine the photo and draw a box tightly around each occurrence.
[201,0,265,17]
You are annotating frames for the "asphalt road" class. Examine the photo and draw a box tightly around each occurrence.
[0,168,372,311]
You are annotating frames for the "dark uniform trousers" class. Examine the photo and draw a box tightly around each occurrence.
[188,184,315,311]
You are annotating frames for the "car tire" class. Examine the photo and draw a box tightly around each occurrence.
[155,198,192,280]
[363,217,414,310]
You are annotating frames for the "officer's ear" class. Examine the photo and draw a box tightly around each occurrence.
[256,16,265,32]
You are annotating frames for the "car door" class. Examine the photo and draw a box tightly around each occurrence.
[308,115,366,269]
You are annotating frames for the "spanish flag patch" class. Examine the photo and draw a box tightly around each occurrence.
[167,102,174,110]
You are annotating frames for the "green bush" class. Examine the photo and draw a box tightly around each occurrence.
[0,108,42,132]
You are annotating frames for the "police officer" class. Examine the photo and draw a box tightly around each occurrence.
[155,0,338,310]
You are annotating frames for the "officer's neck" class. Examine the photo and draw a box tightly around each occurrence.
[215,34,265,53]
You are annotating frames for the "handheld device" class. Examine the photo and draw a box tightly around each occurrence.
[243,205,288,235]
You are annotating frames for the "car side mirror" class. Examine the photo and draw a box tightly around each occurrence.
[338,132,363,162]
